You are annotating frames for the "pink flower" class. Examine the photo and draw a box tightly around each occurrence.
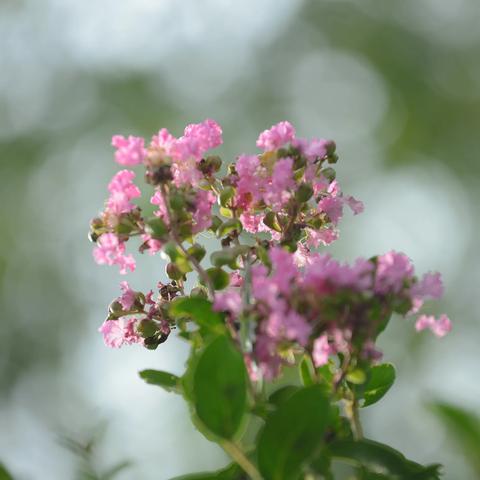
[192,190,216,233]
[235,154,265,207]
[93,233,136,274]
[150,191,169,222]
[106,170,141,215]
[111,135,146,166]
[306,227,339,247]
[256,121,296,152]
[99,317,143,348]
[269,247,298,294]
[412,272,444,300]
[98,319,124,348]
[141,234,163,255]
[150,128,177,154]
[229,271,244,287]
[239,212,264,234]
[415,314,452,337]
[183,118,223,153]
[375,251,414,294]
[213,291,242,316]
[346,196,364,215]
[312,334,333,367]
[318,196,344,225]
[264,157,295,210]
[118,281,136,310]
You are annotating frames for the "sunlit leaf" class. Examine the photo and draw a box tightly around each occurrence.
[361,364,395,407]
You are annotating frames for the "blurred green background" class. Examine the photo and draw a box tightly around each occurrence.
[1,0,479,478]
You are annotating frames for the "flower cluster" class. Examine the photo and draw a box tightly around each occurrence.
[214,248,451,380]
[89,120,450,383]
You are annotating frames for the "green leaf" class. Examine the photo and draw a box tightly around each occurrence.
[262,211,281,232]
[193,336,247,439]
[299,355,316,386]
[169,297,225,334]
[203,267,230,290]
[258,385,330,480]
[217,219,243,238]
[170,462,244,480]
[139,369,181,393]
[361,364,396,407]
[330,439,441,479]
[0,463,13,480]
[346,368,367,385]
[219,187,235,207]
[268,385,300,407]
[429,401,480,475]
[146,217,168,238]
[210,246,249,268]
[187,243,207,262]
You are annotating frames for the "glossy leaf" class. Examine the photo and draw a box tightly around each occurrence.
[330,439,441,479]
[258,385,330,480]
[193,336,247,439]
[139,369,181,393]
[362,363,395,407]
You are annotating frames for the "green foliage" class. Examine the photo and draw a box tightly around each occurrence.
[139,369,181,393]
[330,439,441,479]
[171,463,245,480]
[169,297,225,334]
[361,364,396,407]
[203,268,230,291]
[257,385,330,480]
[193,336,247,439]
[0,463,13,480]
[429,401,480,475]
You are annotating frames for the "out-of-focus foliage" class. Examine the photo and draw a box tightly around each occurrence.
[429,402,480,477]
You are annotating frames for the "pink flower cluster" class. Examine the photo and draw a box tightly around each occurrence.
[232,121,363,247]
[148,119,222,187]
[98,281,173,348]
[93,233,135,275]
[214,248,451,379]
[106,170,141,216]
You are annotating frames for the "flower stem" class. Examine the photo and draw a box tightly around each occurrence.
[159,184,215,299]
[221,440,262,480]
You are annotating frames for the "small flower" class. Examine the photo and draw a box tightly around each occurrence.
[213,291,242,316]
[93,233,136,274]
[375,251,414,294]
[111,135,146,166]
[118,281,136,310]
[256,121,296,152]
[98,317,143,348]
[415,314,452,337]
[312,334,333,367]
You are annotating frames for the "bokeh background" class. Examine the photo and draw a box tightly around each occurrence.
[1,0,479,478]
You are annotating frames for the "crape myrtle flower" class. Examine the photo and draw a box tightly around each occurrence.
[89,119,450,366]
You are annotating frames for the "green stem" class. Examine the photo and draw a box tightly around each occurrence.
[159,184,215,299]
[221,440,262,480]
[352,399,364,440]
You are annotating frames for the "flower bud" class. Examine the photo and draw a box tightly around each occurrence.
[295,183,314,203]
[136,319,158,338]
[166,262,184,280]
